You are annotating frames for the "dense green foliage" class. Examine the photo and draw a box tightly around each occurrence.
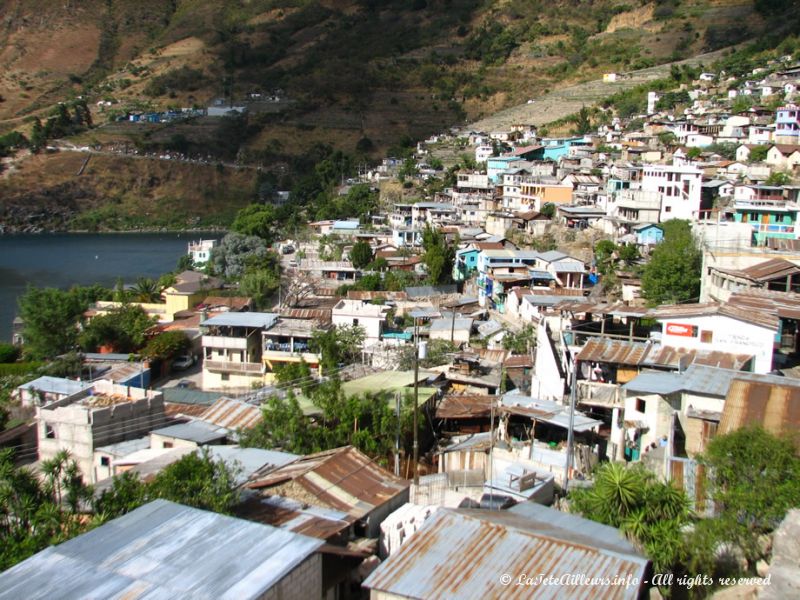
[502,325,536,354]
[641,220,700,305]
[93,448,241,519]
[141,330,191,361]
[0,450,92,571]
[349,240,375,270]
[421,225,455,285]
[310,325,366,373]
[210,232,272,279]
[570,462,691,575]
[0,343,20,364]
[240,378,417,461]
[698,427,800,572]
[18,285,111,359]
[230,204,279,246]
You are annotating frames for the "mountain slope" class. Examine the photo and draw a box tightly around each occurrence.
[0,0,794,230]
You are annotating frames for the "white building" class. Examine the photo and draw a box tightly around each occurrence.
[641,162,703,222]
[652,305,776,374]
[188,239,217,266]
[331,299,389,342]
[475,145,493,163]
[201,312,277,390]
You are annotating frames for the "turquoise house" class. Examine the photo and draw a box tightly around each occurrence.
[453,248,480,281]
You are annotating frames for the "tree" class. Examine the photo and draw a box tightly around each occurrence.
[239,394,315,453]
[0,449,92,571]
[210,232,271,279]
[748,145,768,163]
[421,225,455,285]
[18,287,84,359]
[502,325,535,354]
[93,448,242,521]
[641,220,701,305]
[149,448,241,514]
[239,268,280,310]
[570,462,691,575]
[397,338,459,370]
[280,269,317,308]
[230,204,278,245]
[131,277,162,303]
[572,106,593,135]
[539,203,556,219]
[0,343,20,363]
[241,379,417,460]
[79,305,156,353]
[349,240,374,270]
[311,325,366,373]
[658,131,677,146]
[766,171,791,186]
[142,331,190,361]
[699,427,800,573]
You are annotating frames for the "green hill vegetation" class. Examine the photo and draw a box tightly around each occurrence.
[0,0,797,230]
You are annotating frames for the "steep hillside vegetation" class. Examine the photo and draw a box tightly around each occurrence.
[0,0,795,229]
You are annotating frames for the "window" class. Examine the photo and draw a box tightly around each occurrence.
[163,441,173,449]
[353,318,359,326]
[100,456,110,467]
[665,206,672,213]
[635,398,647,414]
[221,373,230,381]
[45,424,56,439]
[701,330,713,343]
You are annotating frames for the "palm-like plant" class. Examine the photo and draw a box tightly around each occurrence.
[132,277,162,303]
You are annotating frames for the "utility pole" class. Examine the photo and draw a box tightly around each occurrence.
[489,395,495,509]
[413,316,420,486]
[395,392,401,478]
[563,354,578,495]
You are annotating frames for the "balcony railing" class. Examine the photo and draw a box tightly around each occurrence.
[204,360,263,374]
[202,335,248,350]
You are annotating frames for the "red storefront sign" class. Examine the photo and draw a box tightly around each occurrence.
[665,322,696,337]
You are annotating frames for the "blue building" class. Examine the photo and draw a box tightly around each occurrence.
[486,156,523,184]
[632,224,664,246]
[453,247,480,281]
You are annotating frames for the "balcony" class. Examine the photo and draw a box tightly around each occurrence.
[615,190,661,211]
[263,350,321,366]
[202,335,248,350]
[204,360,263,374]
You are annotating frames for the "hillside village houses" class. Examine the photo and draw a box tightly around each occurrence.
[7,53,800,599]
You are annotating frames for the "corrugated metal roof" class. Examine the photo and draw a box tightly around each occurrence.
[16,376,91,397]
[363,508,648,600]
[206,447,298,486]
[0,500,323,600]
[576,338,650,366]
[578,338,754,372]
[246,446,409,519]
[719,379,800,444]
[202,312,278,329]
[740,258,800,282]
[436,394,494,419]
[501,394,601,432]
[150,421,229,444]
[199,397,263,430]
[236,494,352,541]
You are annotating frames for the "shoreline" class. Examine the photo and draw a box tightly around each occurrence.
[0,226,229,236]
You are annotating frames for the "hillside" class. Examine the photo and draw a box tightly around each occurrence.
[0,0,794,230]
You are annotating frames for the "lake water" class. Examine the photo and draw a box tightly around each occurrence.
[0,233,220,342]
